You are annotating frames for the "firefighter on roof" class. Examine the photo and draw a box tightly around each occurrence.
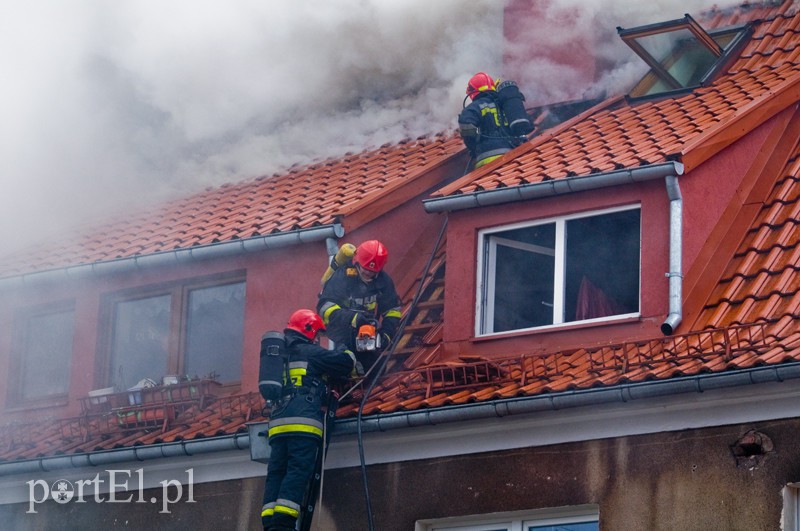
[260,309,356,531]
[458,71,534,169]
[317,239,402,372]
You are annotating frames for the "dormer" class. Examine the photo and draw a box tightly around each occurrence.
[424,4,796,360]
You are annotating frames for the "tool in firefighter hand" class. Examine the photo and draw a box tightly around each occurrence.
[355,319,381,352]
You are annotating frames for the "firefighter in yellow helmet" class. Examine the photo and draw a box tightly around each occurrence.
[458,71,534,169]
[260,309,356,531]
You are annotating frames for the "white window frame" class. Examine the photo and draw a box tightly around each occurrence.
[784,483,800,531]
[476,204,641,337]
[415,504,599,531]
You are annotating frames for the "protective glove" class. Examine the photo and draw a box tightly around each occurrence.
[351,312,370,329]
[376,325,392,349]
[351,360,365,378]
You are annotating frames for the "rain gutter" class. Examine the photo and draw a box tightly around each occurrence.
[0,223,344,290]
[0,433,250,477]
[422,162,684,213]
[335,361,800,435]
[1,362,798,476]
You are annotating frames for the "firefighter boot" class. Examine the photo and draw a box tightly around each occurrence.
[268,512,297,530]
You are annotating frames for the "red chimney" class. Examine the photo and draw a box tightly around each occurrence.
[502,0,599,104]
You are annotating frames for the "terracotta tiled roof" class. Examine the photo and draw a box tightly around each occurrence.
[432,1,800,198]
[3,1,800,464]
[0,392,266,461]
[0,132,463,279]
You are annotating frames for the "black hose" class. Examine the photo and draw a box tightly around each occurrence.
[356,217,448,531]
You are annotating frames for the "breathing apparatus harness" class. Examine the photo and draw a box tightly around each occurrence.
[461,79,534,148]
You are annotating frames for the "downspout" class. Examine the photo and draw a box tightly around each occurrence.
[661,174,683,335]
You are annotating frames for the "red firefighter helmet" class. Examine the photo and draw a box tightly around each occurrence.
[286,309,326,340]
[466,72,496,100]
[353,240,388,272]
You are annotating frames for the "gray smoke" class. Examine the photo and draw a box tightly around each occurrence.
[0,0,744,254]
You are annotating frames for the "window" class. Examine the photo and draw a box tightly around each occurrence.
[477,206,640,335]
[105,277,245,389]
[9,305,75,405]
[784,483,800,531]
[619,14,751,99]
[416,505,599,531]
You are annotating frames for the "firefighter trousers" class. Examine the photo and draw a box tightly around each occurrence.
[262,435,320,529]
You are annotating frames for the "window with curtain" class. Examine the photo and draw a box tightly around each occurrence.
[478,206,641,335]
[106,277,245,390]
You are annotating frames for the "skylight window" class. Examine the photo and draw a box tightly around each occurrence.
[619,14,751,99]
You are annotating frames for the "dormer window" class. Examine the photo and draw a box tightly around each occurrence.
[477,206,641,336]
[620,13,751,100]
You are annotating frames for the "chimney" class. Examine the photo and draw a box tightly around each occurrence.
[502,0,600,105]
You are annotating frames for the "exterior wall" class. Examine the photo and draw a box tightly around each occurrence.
[0,248,326,425]
[2,418,796,530]
[0,177,443,427]
[0,476,265,530]
[320,417,800,531]
[440,112,788,360]
[443,179,671,358]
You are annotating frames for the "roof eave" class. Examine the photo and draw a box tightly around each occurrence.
[0,222,344,290]
[423,161,684,213]
[336,361,800,435]
[3,361,798,477]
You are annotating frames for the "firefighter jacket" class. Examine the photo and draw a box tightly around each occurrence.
[266,330,356,441]
[317,262,402,351]
[458,91,521,165]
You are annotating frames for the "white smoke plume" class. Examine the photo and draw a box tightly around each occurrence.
[0,0,746,253]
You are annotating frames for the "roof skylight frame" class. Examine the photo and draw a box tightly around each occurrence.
[619,13,752,101]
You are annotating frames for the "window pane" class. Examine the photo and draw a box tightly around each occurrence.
[528,522,598,531]
[483,208,640,334]
[19,309,74,401]
[109,295,171,389]
[184,282,245,382]
[491,223,556,332]
[635,28,718,87]
[564,209,640,323]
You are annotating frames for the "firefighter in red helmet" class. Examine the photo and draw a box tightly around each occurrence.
[261,309,356,531]
[317,239,402,372]
[458,71,533,169]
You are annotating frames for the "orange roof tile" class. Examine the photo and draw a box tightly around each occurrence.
[0,133,463,279]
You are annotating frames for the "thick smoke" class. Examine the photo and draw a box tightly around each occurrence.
[505,0,745,104]
[0,0,745,253]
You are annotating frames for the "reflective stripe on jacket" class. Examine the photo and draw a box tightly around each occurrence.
[267,329,354,440]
